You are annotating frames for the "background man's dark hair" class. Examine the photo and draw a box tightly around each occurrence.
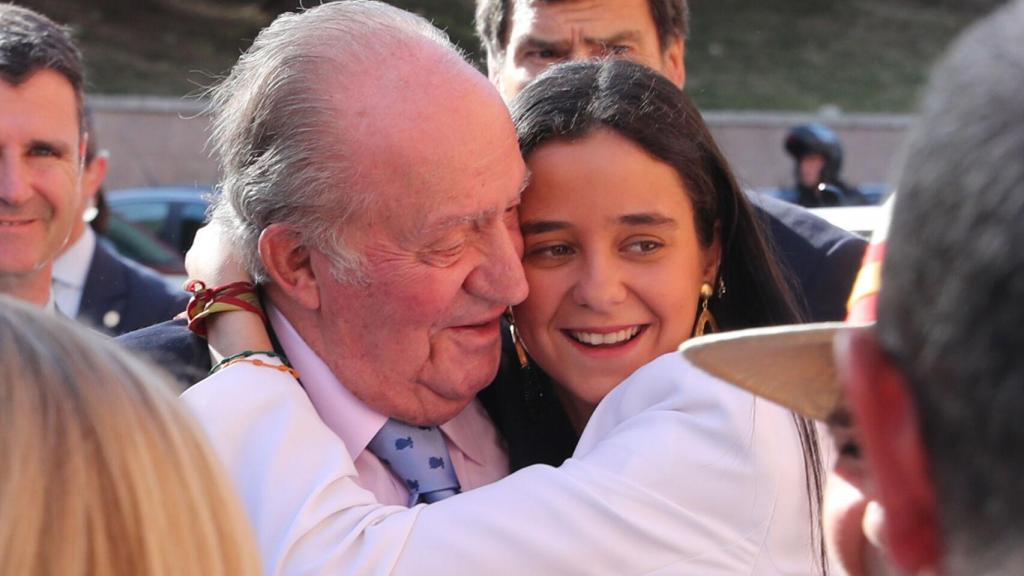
[0,3,85,131]
[877,0,1024,570]
[475,0,689,64]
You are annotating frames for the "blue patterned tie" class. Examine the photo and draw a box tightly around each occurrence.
[368,419,461,505]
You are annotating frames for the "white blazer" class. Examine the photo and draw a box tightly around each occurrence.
[183,351,820,575]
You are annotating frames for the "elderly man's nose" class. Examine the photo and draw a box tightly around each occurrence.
[467,221,529,306]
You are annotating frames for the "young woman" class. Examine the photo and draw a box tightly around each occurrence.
[483,60,820,475]
[193,59,826,573]
[484,59,827,572]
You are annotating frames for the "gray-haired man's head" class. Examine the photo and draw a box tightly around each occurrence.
[208,0,529,425]
[839,1,1024,573]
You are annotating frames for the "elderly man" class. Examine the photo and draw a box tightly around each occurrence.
[475,0,866,323]
[0,4,85,308]
[198,0,527,505]
[128,0,529,506]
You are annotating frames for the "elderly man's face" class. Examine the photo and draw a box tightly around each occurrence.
[0,70,81,295]
[310,69,530,426]
[492,0,685,100]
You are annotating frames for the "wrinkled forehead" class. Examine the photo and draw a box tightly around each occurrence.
[506,0,660,43]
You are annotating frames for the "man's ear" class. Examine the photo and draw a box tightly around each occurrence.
[82,152,108,207]
[835,327,942,574]
[258,223,320,311]
[661,35,686,89]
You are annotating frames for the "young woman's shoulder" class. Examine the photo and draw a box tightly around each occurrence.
[573,352,817,574]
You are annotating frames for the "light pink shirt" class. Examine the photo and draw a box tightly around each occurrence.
[268,304,509,506]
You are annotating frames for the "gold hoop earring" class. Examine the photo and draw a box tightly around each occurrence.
[693,282,718,337]
[506,308,530,369]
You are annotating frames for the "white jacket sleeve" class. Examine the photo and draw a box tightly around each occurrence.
[184,352,815,575]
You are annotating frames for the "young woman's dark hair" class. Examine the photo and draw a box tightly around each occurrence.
[481,58,827,573]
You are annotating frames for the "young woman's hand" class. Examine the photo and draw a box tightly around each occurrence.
[186,221,273,361]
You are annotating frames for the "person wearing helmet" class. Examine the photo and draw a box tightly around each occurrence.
[785,123,868,207]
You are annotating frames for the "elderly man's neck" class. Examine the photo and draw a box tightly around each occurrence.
[0,267,52,308]
[263,285,319,341]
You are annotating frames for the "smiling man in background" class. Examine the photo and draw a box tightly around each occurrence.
[0,4,85,308]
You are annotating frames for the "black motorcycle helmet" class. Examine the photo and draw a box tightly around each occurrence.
[784,123,843,184]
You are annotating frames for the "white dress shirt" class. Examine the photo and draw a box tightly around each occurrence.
[184,351,821,575]
[267,304,509,506]
[51,227,96,319]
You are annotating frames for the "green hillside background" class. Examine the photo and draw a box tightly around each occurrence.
[17,0,1003,111]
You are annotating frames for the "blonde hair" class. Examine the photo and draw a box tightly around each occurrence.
[0,296,261,575]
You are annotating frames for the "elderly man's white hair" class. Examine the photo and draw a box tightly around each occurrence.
[208,0,464,283]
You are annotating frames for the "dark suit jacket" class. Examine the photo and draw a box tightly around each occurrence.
[121,198,866,464]
[118,317,212,390]
[746,192,866,322]
[118,315,289,390]
[78,239,189,336]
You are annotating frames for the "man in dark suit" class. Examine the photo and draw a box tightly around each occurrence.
[51,112,187,335]
[475,0,867,323]
[0,5,186,329]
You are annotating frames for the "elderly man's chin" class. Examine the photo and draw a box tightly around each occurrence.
[398,325,504,426]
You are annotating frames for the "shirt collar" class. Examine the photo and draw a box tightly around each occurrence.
[52,227,95,290]
[266,302,493,465]
[267,302,386,459]
[44,294,58,314]
[438,399,494,466]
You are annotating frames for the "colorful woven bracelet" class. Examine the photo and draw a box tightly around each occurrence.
[185,280,266,337]
[209,350,297,379]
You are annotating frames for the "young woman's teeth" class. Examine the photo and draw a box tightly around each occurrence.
[571,326,641,346]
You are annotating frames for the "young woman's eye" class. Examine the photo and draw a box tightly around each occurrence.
[527,243,574,259]
[624,239,662,254]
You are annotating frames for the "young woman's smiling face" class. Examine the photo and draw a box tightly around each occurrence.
[513,129,719,426]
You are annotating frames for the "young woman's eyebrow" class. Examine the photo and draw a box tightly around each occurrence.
[520,219,571,236]
[617,213,678,227]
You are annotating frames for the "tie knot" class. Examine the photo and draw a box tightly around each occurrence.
[367,419,461,505]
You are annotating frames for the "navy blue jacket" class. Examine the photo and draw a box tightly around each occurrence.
[78,239,189,336]
[747,194,866,322]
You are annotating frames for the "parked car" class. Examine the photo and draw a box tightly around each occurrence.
[106,186,213,258]
[757,182,890,207]
[807,205,883,239]
[104,212,187,277]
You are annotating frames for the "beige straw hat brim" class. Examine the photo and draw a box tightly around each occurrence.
[679,321,873,421]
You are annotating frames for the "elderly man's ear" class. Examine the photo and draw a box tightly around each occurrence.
[835,327,942,574]
[258,223,321,310]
